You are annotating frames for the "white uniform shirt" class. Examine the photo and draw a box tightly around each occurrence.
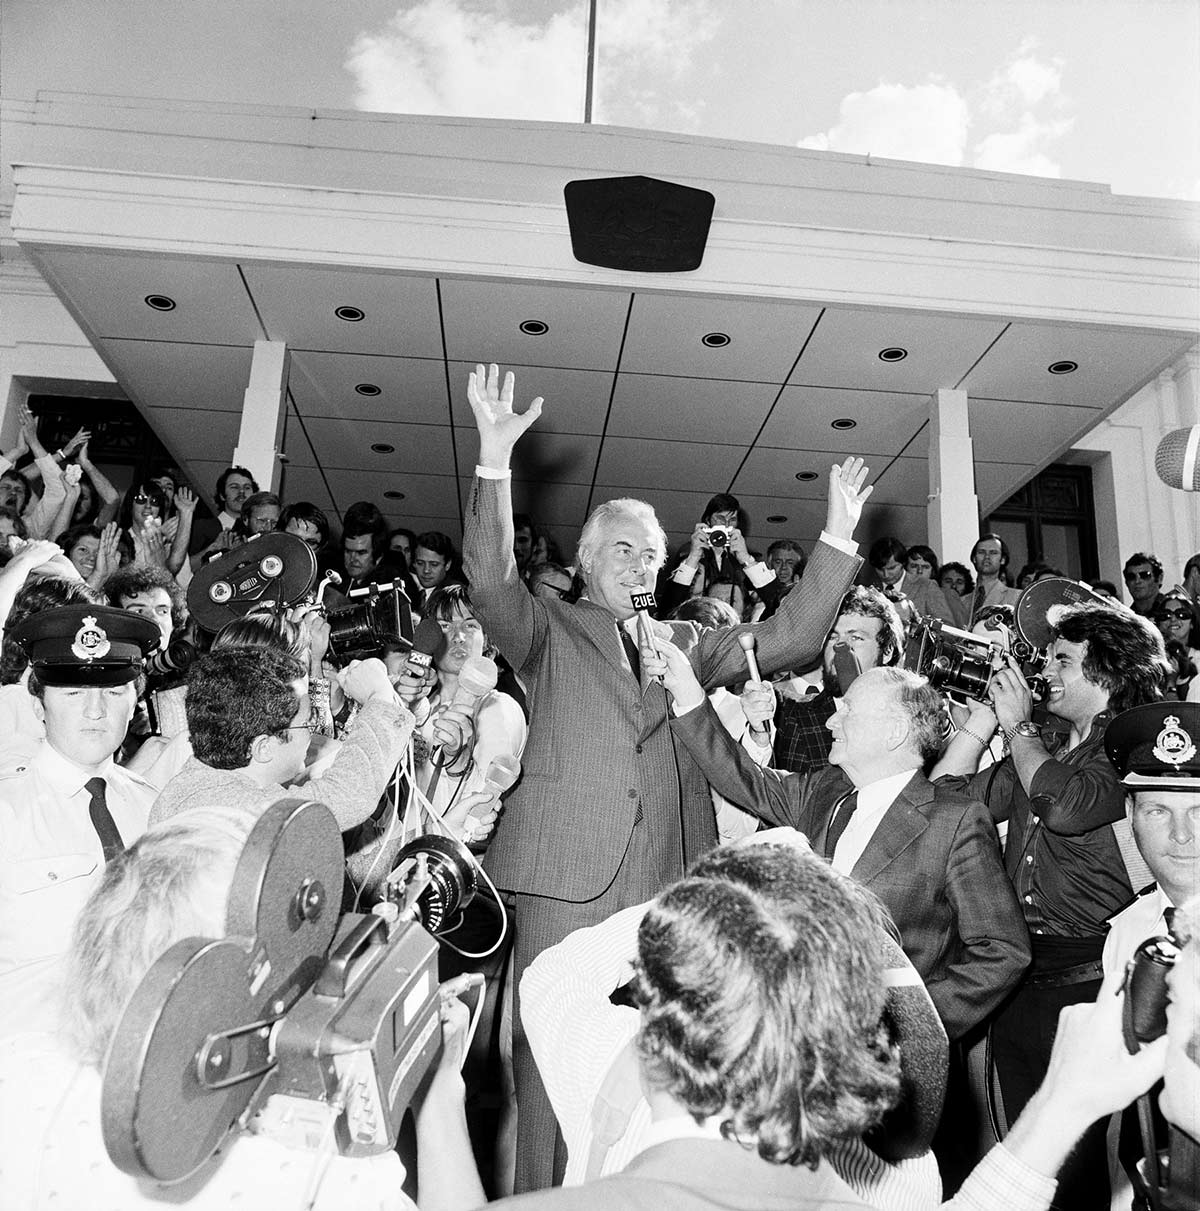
[1103,886,1175,977]
[0,742,156,1037]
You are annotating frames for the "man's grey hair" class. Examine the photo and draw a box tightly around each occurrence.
[576,498,668,575]
[870,666,945,762]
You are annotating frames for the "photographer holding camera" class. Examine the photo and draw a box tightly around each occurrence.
[657,494,781,620]
[932,601,1170,1209]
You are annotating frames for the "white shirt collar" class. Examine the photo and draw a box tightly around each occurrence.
[32,741,114,798]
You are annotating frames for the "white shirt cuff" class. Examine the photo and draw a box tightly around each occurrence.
[475,465,511,480]
[743,560,774,589]
[819,530,858,557]
[670,695,706,719]
[671,561,699,586]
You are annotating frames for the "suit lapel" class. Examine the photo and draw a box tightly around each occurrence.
[850,771,931,886]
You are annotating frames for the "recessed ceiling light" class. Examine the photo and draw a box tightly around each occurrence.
[1048,360,1078,375]
[383,490,406,501]
[878,346,908,362]
[831,418,857,430]
[701,332,731,348]
[766,514,788,524]
[794,471,818,482]
[335,305,365,322]
[370,442,395,454]
[355,383,381,396]
[144,294,176,312]
[519,319,549,336]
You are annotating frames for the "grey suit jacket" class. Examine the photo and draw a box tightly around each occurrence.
[670,701,1031,1039]
[464,474,860,903]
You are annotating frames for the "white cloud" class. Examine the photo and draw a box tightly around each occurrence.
[798,40,1075,182]
[345,0,718,129]
[798,79,970,166]
[973,113,1073,178]
[345,0,587,121]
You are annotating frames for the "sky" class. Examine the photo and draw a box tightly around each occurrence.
[3,0,1198,201]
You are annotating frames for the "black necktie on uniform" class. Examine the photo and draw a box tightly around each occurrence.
[618,624,641,681]
[85,776,124,863]
[823,791,859,860]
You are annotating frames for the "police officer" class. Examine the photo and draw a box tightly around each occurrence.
[1102,701,1200,1210]
[0,604,160,1036]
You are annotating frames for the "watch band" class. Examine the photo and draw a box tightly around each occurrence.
[1004,720,1042,743]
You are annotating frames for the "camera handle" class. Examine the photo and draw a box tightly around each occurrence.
[314,914,389,1000]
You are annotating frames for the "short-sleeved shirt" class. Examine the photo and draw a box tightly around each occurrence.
[0,743,156,1036]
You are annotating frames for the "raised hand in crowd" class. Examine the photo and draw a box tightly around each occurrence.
[467,361,543,469]
[825,455,873,542]
[92,520,121,587]
[131,517,169,569]
[60,426,90,460]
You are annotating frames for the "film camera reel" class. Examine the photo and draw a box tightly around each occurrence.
[188,532,318,633]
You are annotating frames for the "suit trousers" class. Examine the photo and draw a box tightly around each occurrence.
[510,817,655,1193]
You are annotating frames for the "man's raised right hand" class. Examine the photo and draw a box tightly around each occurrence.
[466,362,543,470]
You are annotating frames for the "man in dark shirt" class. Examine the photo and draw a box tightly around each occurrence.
[774,587,903,774]
[932,601,1168,1210]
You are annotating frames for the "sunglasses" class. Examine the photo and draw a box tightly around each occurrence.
[132,493,158,505]
[1159,609,1192,621]
[1124,570,1157,581]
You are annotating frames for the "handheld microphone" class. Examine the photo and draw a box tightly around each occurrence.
[738,630,761,682]
[481,754,521,797]
[429,655,499,766]
[407,616,444,676]
[630,590,660,677]
[1155,426,1200,491]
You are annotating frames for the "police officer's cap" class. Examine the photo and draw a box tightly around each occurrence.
[9,605,160,687]
[1104,701,1200,790]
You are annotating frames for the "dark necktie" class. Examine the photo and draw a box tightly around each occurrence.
[618,624,641,682]
[85,776,125,863]
[823,791,859,860]
[1163,906,1175,936]
[969,583,987,625]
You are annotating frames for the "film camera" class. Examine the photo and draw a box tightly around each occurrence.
[101,799,476,1182]
[704,524,731,549]
[187,532,414,660]
[905,576,1109,705]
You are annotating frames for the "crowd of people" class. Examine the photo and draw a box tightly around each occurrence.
[0,362,1196,1211]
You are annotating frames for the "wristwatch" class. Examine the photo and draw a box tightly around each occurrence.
[1004,720,1042,742]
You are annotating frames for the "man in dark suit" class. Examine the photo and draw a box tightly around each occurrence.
[462,363,871,1191]
[649,654,1030,1042]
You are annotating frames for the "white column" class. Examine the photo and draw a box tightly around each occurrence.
[927,388,980,573]
[232,340,288,494]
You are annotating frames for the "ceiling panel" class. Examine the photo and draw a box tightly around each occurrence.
[447,362,612,436]
[606,374,779,443]
[320,469,461,518]
[37,249,260,344]
[758,385,931,459]
[277,465,337,512]
[791,307,1007,391]
[105,340,253,413]
[288,351,449,423]
[283,416,455,473]
[959,322,1194,406]
[968,398,1100,464]
[593,437,747,493]
[243,264,443,357]
[509,432,602,485]
[145,405,240,459]
[730,445,837,501]
[440,279,631,370]
[975,460,1037,512]
[621,294,822,381]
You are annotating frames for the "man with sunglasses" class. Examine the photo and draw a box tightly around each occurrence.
[1123,551,1166,619]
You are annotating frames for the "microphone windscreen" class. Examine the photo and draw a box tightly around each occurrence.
[738,630,756,654]
[1155,426,1200,491]
[412,616,444,656]
[482,754,521,794]
[457,655,499,701]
